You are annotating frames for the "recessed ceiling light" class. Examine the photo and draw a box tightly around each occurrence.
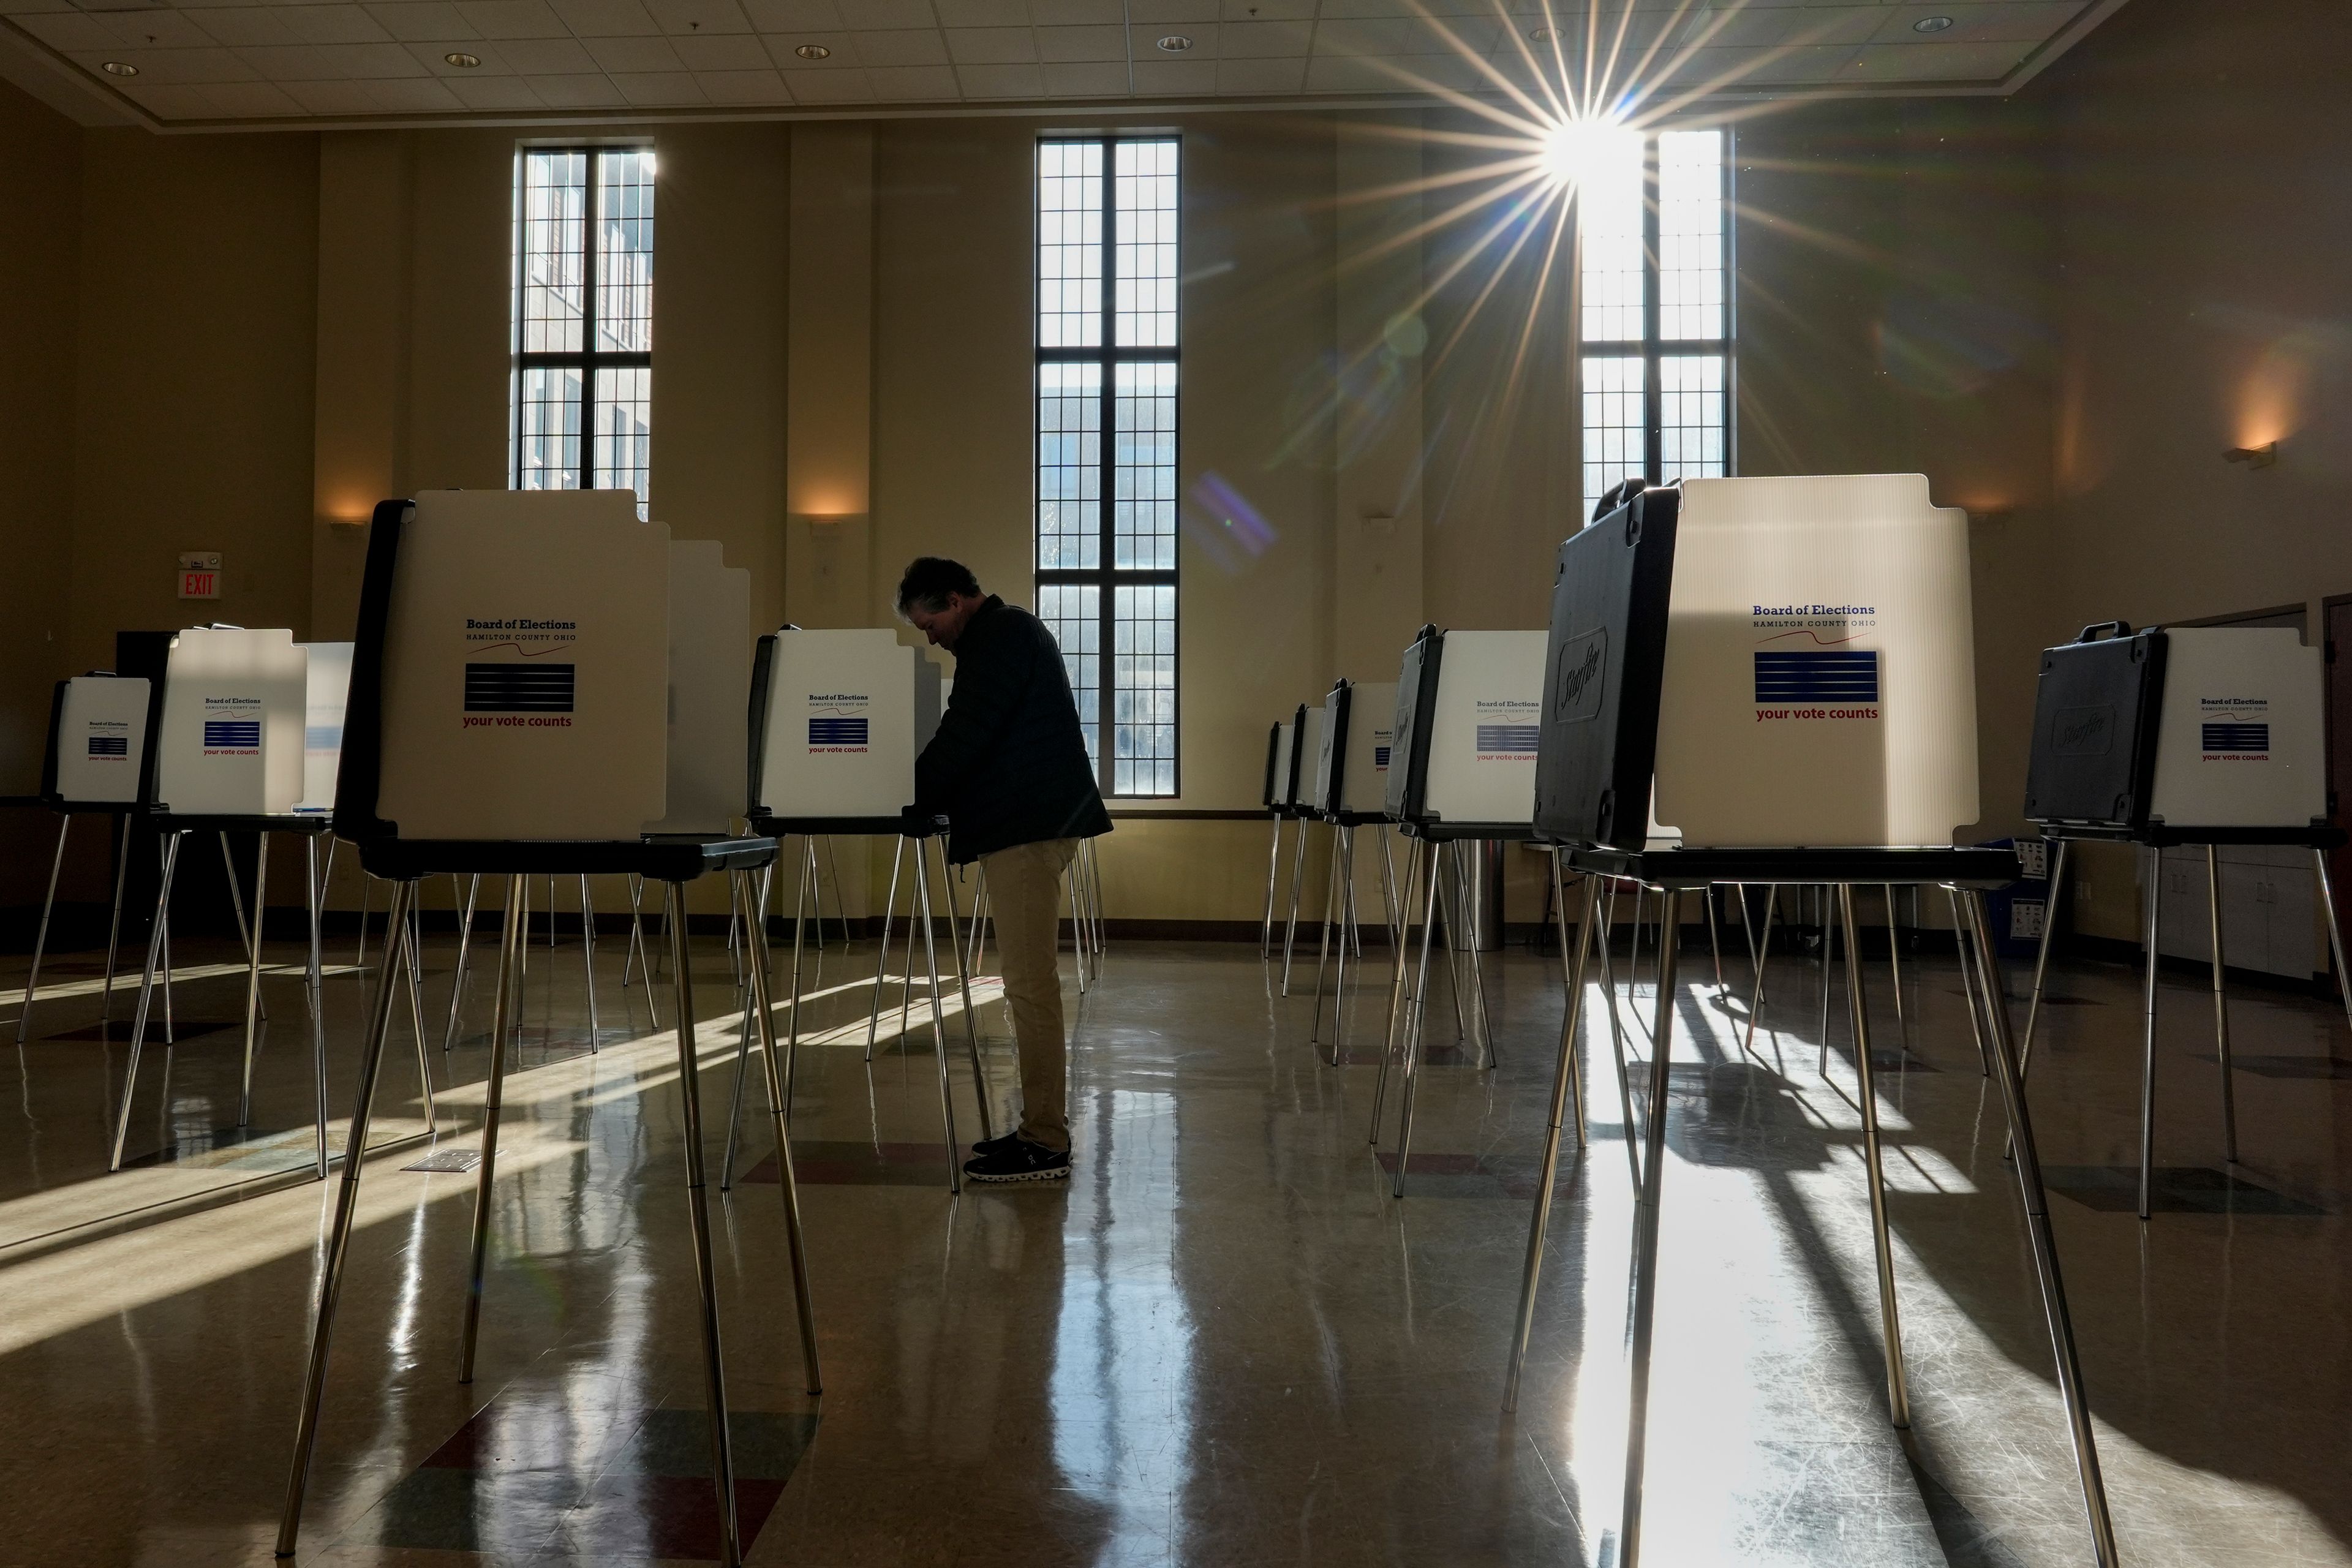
[1528,26,1553,42]
[101,59,137,76]
[443,50,480,66]
[1156,34,1191,51]
[794,42,829,59]
[1912,15,1955,32]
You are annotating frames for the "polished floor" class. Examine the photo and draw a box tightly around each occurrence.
[1,890,2349,1566]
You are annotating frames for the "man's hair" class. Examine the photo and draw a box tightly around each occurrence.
[895,557,983,616]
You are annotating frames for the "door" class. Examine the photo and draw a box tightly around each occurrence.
[2326,598,2352,978]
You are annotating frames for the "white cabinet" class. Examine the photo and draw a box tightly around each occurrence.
[2150,843,2316,980]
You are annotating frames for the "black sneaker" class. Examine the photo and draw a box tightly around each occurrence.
[967,1129,1026,1161]
[962,1137,1072,1185]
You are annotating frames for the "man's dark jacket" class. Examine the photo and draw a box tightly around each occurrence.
[915,596,1112,863]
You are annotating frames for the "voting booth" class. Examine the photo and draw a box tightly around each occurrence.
[1268,701,1330,993]
[277,491,815,1568]
[1313,679,1397,821]
[1386,625,1545,838]
[1259,722,1295,959]
[2020,620,2346,1221]
[42,674,151,809]
[1508,476,2114,1568]
[658,542,752,836]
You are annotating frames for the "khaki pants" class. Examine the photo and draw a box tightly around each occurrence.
[981,836,1079,1153]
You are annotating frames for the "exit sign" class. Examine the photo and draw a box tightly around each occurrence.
[178,552,221,600]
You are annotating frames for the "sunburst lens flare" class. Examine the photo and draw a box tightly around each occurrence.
[1542,115,1637,193]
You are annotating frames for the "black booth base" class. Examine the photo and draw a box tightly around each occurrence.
[355,835,777,882]
[748,815,947,839]
[1561,845,2022,889]
[153,813,334,835]
[1399,821,1542,843]
[2035,823,2347,850]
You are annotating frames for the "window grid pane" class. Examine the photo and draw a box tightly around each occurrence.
[1582,355,1645,517]
[592,365,651,516]
[1660,355,1726,481]
[1039,584,1102,771]
[1038,363,1102,571]
[1112,584,1176,797]
[516,365,582,494]
[1113,362,1176,571]
[1659,130,1724,342]
[1037,135,1180,799]
[1576,126,1645,345]
[596,149,655,355]
[1038,141,1104,350]
[1114,139,1179,348]
[519,151,586,355]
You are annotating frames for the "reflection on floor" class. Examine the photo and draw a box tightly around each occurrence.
[1,914,2348,1566]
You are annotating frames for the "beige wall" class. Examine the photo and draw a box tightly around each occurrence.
[7,2,2331,937]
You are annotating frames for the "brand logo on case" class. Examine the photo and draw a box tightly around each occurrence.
[2052,705,2114,755]
[1554,630,1607,723]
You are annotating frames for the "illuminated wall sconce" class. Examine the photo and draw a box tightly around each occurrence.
[2223,441,2279,469]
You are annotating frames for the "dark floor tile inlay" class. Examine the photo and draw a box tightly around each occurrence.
[2190,1052,2352,1080]
[740,1139,973,1186]
[45,1019,236,1042]
[2043,1164,2331,1216]
[355,1404,818,1559]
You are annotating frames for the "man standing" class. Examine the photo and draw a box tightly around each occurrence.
[899,557,1111,1185]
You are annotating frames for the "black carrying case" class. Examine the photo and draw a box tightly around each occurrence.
[1261,721,1282,812]
[1384,625,1443,825]
[1534,483,1680,850]
[2022,622,2168,834]
[1284,701,1310,808]
[1316,679,1352,816]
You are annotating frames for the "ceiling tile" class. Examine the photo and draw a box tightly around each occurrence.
[1666,42,1859,86]
[932,0,1025,23]
[946,26,1035,63]
[693,64,788,99]
[865,61,957,96]
[231,42,338,74]
[780,63,875,97]
[71,45,257,81]
[451,0,568,37]
[758,32,855,66]
[1028,0,1123,22]
[1837,37,2028,80]
[671,29,763,66]
[1302,54,1390,91]
[401,38,517,70]
[854,26,946,64]
[1215,53,1301,92]
[608,67,701,99]
[737,0,837,24]
[1221,0,1310,15]
[643,0,751,34]
[443,69,546,101]
[96,10,220,49]
[497,34,595,69]
[361,73,465,106]
[1125,0,1214,20]
[1035,23,1123,61]
[192,8,306,46]
[1128,55,1211,91]
[14,12,120,51]
[118,82,216,117]
[1140,24,1214,57]
[1041,58,1125,93]
[955,59,1039,94]
[546,0,661,36]
[308,40,431,74]
[1313,0,1410,15]
[529,69,628,102]
[203,78,306,112]
[365,2,481,39]
[1874,2,2089,45]
[1312,18,1406,55]
[1213,17,1301,55]
[273,6,397,45]
[0,0,91,12]
[1408,13,1500,50]
[279,77,382,110]
[585,32,684,68]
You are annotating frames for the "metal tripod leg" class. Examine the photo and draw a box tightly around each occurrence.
[663,879,744,1567]
[867,835,905,1062]
[1838,884,1911,1428]
[913,840,962,1193]
[783,836,815,1109]
[2314,847,2352,1050]
[1390,843,1445,1199]
[2205,845,2237,1164]
[306,835,328,1179]
[1597,883,1643,1193]
[110,831,184,1173]
[1367,837,1423,1144]
[1819,886,1836,1076]
[2019,842,2068,1079]
[1458,843,1498,1069]
[1280,818,1310,994]
[401,894,434,1132]
[1949,887,1994,1077]
[734,869,822,1395]
[459,878,527,1384]
[101,813,134,1025]
[2138,844,2162,1221]
[238,833,273,1126]
[1308,825,1341,1047]
[935,837,994,1142]
[223,831,268,1023]
[1504,868,1598,1411]
[1705,884,1724,998]
[1883,883,1907,1041]
[274,879,415,1559]
[443,874,481,1051]
[1959,888,2120,1567]
[17,813,70,1043]
[1330,827,1363,1061]
[1741,885,1778,1057]
[581,875,600,1052]
[1616,890,1684,1568]
[1261,815,1284,956]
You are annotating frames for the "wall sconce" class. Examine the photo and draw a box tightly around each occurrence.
[2223,441,2278,469]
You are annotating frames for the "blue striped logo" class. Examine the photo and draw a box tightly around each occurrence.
[1373,745,1392,769]
[203,720,260,748]
[1476,724,1540,753]
[464,662,574,713]
[810,717,869,745]
[88,736,128,757]
[2202,723,2268,752]
[1755,650,1879,703]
